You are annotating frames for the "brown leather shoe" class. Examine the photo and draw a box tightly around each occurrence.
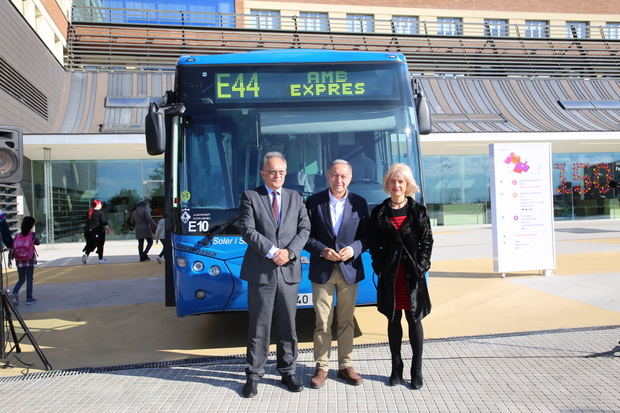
[310,368,328,389]
[337,367,363,386]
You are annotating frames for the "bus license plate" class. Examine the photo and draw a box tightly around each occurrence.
[297,293,312,306]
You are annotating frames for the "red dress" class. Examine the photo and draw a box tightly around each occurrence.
[389,209,410,310]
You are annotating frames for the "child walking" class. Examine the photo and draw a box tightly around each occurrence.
[11,216,40,305]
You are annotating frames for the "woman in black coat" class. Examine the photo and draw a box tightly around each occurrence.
[368,163,433,390]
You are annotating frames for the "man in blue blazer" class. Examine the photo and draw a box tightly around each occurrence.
[305,159,369,388]
[239,152,310,398]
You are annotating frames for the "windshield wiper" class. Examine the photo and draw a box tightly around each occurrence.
[195,214,239,248]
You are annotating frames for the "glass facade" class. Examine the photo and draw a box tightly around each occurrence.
[423,155,490,225]
[552,153,619,220]
[422,152,620,226]
[74,0,236,27]
[27,152,620,242]
[31,159,164,243]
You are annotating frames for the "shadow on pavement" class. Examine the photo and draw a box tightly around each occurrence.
[8,306,364,373]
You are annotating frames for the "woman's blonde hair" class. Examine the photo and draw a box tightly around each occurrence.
[382,163,420,197]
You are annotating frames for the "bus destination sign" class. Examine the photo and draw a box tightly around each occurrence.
[212,68,396,102]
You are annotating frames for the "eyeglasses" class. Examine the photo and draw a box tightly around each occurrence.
[263,170,286,176]
[328,173,350,180]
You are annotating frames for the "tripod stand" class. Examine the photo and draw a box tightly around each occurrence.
[1,264,52,370]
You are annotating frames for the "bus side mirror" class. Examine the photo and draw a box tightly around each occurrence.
[415,92,432,135]
[412,78,432,135]
[145,102,166,155]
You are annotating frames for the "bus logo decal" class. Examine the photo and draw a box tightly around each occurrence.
[181,210,191,223]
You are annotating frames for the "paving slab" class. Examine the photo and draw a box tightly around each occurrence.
[508,273,620,313]
[0,220,619,412]
[0,327,618,412]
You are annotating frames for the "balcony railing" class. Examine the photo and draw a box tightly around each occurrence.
[66,6,620,77]
[71,6,620,40]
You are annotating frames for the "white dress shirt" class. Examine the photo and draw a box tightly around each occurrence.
[328,190,347,235]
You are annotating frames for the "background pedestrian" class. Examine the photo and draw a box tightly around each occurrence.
[10,216,40,305]
[154,216,168,263]
[82,199,111,264]
[129,200,157,261]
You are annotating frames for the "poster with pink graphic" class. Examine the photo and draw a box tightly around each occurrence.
[490,143,556,275]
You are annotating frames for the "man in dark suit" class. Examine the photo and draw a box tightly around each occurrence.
[305,159,369,388]
[238,151,310,398]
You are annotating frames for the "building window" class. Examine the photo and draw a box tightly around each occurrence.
[250,10,281,30]
[299,12,329,31]
[605,22,620,39]
[73,0,237,27]
[32,159,165,242]
[347,14,374,33]
[566,21,589,39]
[524,20,548,38]
[422,152,620,225]
[484,19,508,37]
[393,16,419,34]
[437,17,462,36]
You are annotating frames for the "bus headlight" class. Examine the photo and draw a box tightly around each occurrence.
[176,257,188,267]
[209,265,221,276]
[192,261,205,272]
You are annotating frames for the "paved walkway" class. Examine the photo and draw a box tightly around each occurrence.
[1,327,618,412]
[0,220,619,411]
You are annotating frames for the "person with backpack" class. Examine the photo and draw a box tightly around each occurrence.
[82,199,111,264]
[10,216,40,305]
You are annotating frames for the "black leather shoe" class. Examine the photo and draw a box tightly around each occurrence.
[242,378,258,398]
[281,374,304,392]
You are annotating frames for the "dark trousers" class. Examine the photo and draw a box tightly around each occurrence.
[83,232,106,259]
[13,266,35,300]
[246,273,299,379]
[138,238,153,260]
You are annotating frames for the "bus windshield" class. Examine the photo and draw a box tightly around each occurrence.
[175,61,421,233]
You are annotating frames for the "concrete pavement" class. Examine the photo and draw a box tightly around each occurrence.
[0,220,618,411]
[1,326,619,412]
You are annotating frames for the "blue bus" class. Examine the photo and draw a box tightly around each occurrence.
[145,49,431,316]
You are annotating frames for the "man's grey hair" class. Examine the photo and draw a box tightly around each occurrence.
[327,159,352,176]
[262,151,287,169]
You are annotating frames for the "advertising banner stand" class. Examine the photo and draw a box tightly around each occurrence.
[490,143,556,278]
